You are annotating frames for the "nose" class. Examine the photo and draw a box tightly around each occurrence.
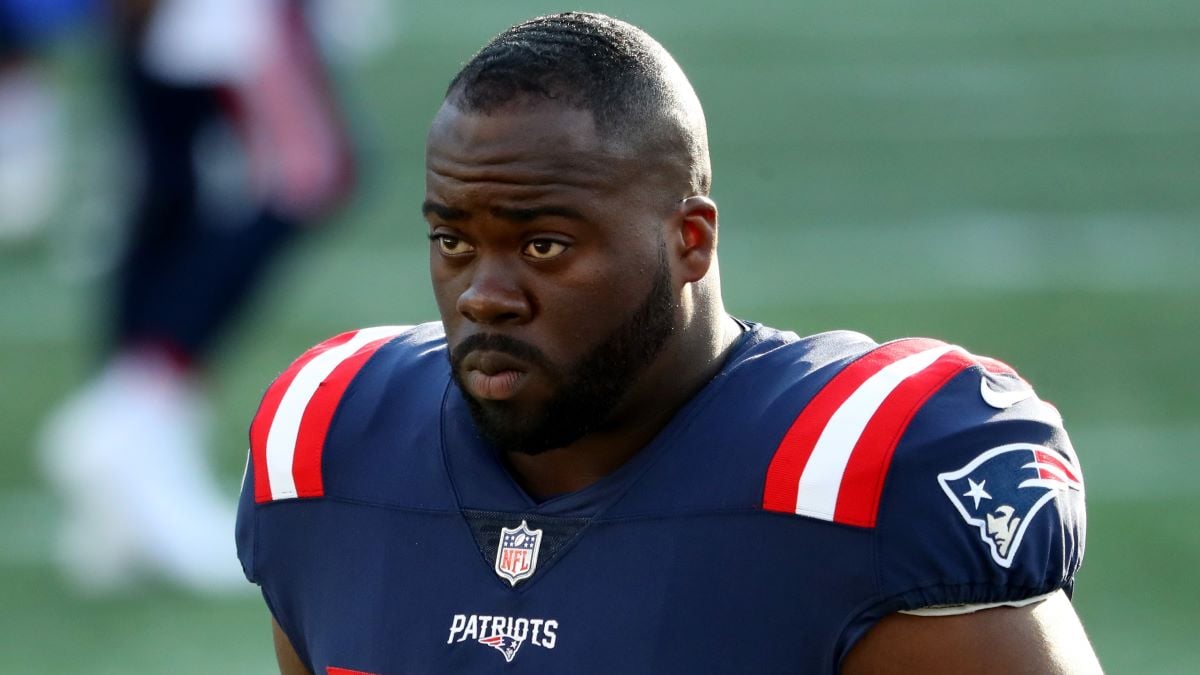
[456,257,532,326]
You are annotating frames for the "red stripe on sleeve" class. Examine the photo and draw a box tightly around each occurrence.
[832,350,974,527]
[762,338,944,514]
[249,330,358,504]
[290,335,396,498]
[327,667,379,675]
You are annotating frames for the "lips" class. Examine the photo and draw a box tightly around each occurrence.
[459,350,530,401]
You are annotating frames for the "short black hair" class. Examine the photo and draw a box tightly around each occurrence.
[448,13,669,135]
[446,12,711,194]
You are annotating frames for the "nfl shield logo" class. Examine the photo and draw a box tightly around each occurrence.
[494,520,543,586]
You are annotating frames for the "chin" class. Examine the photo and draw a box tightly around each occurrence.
[472,401,591,456]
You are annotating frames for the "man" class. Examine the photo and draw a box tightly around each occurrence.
[238,12,1101,673]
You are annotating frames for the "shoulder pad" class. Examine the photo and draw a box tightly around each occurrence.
[248,326,411,503]
[761,338,1055,528]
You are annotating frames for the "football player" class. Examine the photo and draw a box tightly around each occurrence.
[238,12,1101,672]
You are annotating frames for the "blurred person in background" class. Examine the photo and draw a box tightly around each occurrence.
[36,0,378,593]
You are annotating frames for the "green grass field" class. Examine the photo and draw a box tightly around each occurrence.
[2,1,1197,671]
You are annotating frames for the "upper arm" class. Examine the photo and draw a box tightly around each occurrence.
[245,329,409,675]
[273,618,313,675]
[817,342,1090,666]
[241,326,435,675]
[842,590,1102,674]
[866,346,1087,599]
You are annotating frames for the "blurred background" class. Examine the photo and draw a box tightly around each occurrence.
[1,0,1197,672]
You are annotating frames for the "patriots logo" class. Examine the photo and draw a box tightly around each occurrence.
[938,443,1082,568]
[478,634,523,663]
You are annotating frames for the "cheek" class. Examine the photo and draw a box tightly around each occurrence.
[429,262,464,320]
[534,269,634,348]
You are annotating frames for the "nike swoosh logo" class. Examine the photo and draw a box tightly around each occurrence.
[979,376,1036,409]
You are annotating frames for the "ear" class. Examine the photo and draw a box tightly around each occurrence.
[671,196,719,283]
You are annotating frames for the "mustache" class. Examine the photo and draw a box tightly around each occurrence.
[449,333,554,373]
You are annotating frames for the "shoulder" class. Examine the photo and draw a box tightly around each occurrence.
[246,323,447,504]
[760,336,1075,522]
[716,325,881,417]
[870,343,1085,609]
[757,334,1084,607]
[236,323,452,585]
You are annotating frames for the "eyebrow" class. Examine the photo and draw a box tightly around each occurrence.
[421,201,585,223]
[422,201,467,220]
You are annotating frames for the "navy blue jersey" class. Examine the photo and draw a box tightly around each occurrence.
[236,322,1085,674]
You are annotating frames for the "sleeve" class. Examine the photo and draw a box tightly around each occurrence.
[870,358,1086,614]
[234,449,259,583]
[235,325,413,581]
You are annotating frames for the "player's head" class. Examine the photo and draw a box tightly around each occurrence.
[425,12,722,456]
[445,11,711,196]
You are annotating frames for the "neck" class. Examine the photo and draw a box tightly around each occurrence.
[505,311,743,500]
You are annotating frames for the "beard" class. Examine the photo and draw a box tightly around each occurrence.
[449,248,675,456]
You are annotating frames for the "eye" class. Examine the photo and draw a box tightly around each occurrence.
[429,233,475,256]
[522,238,569,260]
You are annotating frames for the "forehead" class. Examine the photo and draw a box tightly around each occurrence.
[425,101,636,191]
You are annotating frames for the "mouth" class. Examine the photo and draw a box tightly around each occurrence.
[459,350,531,401]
